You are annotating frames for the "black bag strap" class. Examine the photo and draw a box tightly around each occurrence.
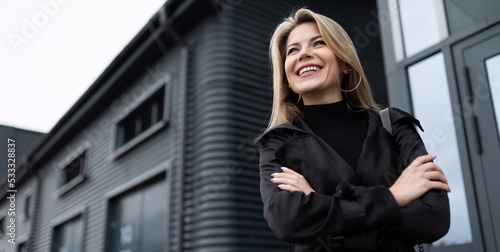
[380,108,392,135]
[379,107,426,252]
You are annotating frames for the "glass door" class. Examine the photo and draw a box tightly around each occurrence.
[454,25,500,252]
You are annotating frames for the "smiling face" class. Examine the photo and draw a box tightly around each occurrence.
[284,22,347,105]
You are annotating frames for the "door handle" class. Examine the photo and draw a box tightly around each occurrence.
[470,115,483,154]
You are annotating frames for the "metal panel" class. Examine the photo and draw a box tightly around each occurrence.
[105,178,168,252]
[28,46,182,252]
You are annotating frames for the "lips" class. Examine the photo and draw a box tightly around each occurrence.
[297,64,322,76]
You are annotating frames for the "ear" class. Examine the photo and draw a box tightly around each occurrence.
[342,63,349,74]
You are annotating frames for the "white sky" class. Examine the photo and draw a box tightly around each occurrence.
[0,0,168,133]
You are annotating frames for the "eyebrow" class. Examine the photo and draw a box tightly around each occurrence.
[287,35,323,48]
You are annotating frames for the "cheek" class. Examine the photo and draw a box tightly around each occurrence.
[284,63,298,92]
[284,59,295,79]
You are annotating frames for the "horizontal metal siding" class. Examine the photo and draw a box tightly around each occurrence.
[30,47,183,251]
[184,17,243,252]
[183,1,283,251]
[0,177,37,252]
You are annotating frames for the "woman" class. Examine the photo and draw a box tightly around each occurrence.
[256,8,451,252]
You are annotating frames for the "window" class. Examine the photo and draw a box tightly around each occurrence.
[390,0,448,59]
[408,53,472,245]
[17,241,28,252]
[105,176,166,252]
[51,216,83,252]
[54,144,89,198]
[0,217,4,237]
[57,152,86,193]
[116,87,165,148]
[62,153,85,186]
[24,195,31,219]
[485,54,500,140]
[445,0,500,35]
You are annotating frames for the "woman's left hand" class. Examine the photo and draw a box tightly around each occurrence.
[271,167,316,195]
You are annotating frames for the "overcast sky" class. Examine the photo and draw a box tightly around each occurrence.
[0,0,167,133]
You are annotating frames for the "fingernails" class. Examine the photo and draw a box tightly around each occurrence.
[277,184,285,188]
[271,178,277,181]
[271,173,279,177]
[280,167,289,171]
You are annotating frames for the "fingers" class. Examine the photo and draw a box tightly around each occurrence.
[429,181,451,192]
[280,166,300,175]
[407,155,447,178]
[420,161,445,174]
[424,170,448,185]
[277,184,300,192]
[410,154,437,167]
[391,155,450,206]
[271,167,315,195]
[271,168,305,186]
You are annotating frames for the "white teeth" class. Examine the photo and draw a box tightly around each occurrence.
[299,66,320,76]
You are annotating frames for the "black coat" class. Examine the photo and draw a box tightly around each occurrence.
[256,108,450,252]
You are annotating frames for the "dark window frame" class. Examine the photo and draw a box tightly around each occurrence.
[118,88,165,145]
[53,142,90,198]
[113,80,171,159]
[17,241,28,252]
[23,194,32,220]
[0,216,5,237]
[62,153,85,185]
[49,207,86,252]
[103,161,171,252]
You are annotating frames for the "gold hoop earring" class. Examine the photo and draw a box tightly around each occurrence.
[341,74,362,92]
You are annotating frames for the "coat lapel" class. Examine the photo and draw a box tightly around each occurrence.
[356,111,402,186]
[260,111,402,194]
[274,118,360,194]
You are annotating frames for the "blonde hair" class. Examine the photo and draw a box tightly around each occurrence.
[267,8,380,129]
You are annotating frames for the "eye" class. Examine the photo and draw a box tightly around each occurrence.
[287,47,298,55]
[313,40,326,47]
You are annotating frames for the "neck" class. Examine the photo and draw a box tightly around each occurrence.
[303,100,351,123]
[302,94,343,105]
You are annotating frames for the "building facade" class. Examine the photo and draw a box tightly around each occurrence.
[0,125,44,184]
[0,0,387,251]
[0,125,44,251]
[377,0,500,251]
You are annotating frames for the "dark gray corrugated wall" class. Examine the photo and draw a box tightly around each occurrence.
[182,0,386,251]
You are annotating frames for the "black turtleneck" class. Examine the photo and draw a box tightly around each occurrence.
[303,100,368,169]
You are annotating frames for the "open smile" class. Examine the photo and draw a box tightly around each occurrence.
[297,65,323,78]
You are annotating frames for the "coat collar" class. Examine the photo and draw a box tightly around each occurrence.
[255,109,380,144]
[254,117,310,144]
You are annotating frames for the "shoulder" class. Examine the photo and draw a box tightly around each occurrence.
[372,107,424,132]
[387,107,424,131]
[254,118,310,145]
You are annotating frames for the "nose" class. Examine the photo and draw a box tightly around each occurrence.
[298,47,312,60]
